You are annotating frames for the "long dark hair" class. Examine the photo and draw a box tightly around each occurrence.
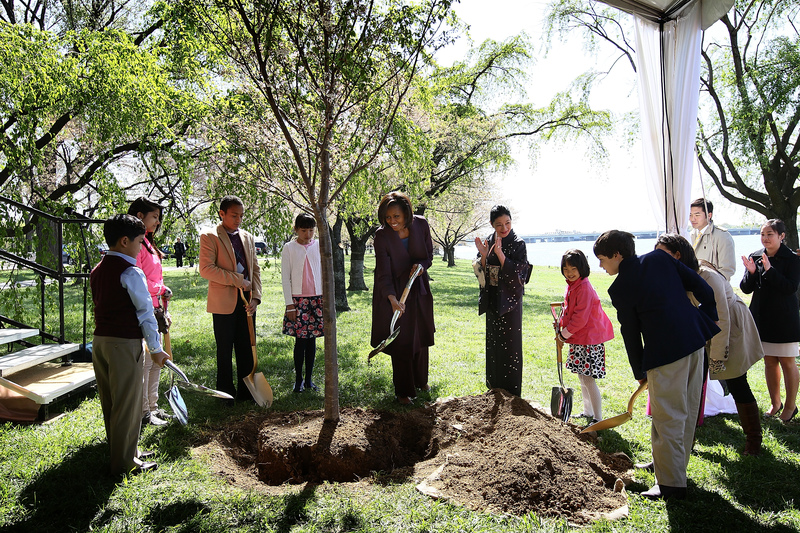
[655,233,699,271]
[127,196,164,258]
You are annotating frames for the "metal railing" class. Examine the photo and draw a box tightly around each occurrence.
[0,195,103,349]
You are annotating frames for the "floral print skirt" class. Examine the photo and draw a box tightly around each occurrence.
[282,296,324,338]
[566,343,606,379]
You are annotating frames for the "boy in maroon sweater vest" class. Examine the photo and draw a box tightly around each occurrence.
[91,214,170,476]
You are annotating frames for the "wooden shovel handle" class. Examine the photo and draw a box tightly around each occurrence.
[239,288,256,347]
[398,264,425,305]
[627,382,648,415]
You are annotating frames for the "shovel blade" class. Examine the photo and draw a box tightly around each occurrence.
[243,372,273,408]
[166,385,188,426]
[581,412,632,433]
[550,386,574,422]
[367,327,401,362]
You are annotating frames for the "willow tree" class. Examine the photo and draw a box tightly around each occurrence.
[194,0,453,421]
[546,0,800,248]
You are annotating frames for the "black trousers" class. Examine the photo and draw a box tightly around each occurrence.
[175,254,183,267]
[212,296,255,402]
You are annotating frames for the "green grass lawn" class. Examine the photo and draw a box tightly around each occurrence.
[1,256,800,532]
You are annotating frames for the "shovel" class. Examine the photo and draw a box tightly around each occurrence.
[164,359,234,400]
[368,264,425,363]
[581,381,648,433]
[239,288,273,407]
[549,302,573,422]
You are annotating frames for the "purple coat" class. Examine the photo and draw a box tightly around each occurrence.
[370,215,435,355]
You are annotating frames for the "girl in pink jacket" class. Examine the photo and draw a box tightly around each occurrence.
[556,249,614,423]
[128,197,172,426]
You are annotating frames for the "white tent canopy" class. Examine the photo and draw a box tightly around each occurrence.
[597,0,734,233]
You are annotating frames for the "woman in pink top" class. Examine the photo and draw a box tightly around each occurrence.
[281,213,323,393]
[128,197,172,426]
[556,249,615,424]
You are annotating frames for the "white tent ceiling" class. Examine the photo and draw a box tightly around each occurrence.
[601,0,734,29]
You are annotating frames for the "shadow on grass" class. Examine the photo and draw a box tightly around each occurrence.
[0,442,115,533]
[268,485,319,533]
[660,482,799,533]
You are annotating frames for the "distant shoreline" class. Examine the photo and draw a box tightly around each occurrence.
[509,227,759,244]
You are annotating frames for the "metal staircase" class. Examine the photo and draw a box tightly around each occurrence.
[0,196,100,421]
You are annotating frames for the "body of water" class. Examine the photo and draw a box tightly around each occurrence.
[456,233,764,284]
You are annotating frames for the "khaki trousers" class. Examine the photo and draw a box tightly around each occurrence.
[648,347,703,488]
[93,335,145,475]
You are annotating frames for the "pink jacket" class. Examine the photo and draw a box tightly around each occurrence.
[559,277,614,346]
[135,238,168,307]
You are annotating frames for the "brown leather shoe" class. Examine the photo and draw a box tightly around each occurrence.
[397,396,413,405]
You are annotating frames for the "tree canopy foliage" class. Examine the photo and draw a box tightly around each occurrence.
[188,0,454,421]
[0,0,216,243]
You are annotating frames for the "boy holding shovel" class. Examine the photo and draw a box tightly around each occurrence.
[593,230,719,501]
[199,196,261,403]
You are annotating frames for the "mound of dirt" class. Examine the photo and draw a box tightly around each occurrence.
[211,390,631,525]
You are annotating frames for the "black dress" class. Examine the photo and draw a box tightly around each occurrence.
[371,216,435,397]
[477,230,529,396]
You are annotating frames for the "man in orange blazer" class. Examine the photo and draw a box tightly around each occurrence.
[199,196,262,402]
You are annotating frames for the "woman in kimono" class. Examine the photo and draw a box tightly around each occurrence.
[474,205,530,396]
[370,191,435,404]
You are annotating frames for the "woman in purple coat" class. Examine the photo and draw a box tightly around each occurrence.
[370,191,435,404]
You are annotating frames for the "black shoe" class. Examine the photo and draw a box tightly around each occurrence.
[304,380,318,392]
[138,450,156,460]
[764,403,783,418]
[640,484,687,501]
[130,461,158,475]
[780,406,798,424]
[293,382,304,393]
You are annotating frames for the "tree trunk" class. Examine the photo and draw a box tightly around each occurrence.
[446,246,456,267]
[316,204,340,422]
[345,216,375,291]
[330,214,350,312]
[780,211,799,253]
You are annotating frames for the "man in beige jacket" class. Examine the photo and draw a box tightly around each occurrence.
[199,196,262,403]
[689,198,736,281]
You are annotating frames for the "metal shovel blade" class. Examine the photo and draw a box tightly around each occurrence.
[581,382,648,433]
[166,384,189,425]
[164,360,234,400]
[550,386,574,422]
[240,289,274,408]
[243,364,273,408]
[368,311,401,362]
[176,380,234,400]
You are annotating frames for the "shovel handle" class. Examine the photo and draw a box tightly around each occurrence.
[239,288,257,347]
[398,264,425,305]
[627,381,648,415]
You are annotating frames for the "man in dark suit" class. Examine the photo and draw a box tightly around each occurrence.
[174,238,186,268]
[199,196,261,403]
[594,230,719,501]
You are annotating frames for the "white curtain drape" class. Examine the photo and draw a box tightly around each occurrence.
[634,3,703,235]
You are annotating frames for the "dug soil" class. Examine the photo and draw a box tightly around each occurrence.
[202,389,632,525]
